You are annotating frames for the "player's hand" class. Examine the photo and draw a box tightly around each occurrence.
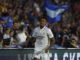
[45,46,50,53]
[45,49,49,53]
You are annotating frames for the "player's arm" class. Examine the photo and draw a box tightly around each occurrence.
[45,28,55,53]
[49,37,55,48]
[48,28,55,47]
[31,37,36,47]
[46,36,55,51]
[31,29,37,46]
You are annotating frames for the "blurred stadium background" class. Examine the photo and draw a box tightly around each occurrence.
[0,0,80,60]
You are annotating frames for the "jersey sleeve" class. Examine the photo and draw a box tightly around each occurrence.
[47,28,54,39]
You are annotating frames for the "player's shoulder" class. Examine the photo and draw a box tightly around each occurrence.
[44,26,51,31]
[33,26,40,31]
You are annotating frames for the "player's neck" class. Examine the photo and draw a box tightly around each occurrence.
[40,26,44,29]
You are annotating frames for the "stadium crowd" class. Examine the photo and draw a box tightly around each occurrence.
[0,0,80,48]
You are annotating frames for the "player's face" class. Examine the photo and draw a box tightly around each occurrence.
[39,18,47,27]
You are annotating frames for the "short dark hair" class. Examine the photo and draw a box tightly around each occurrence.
[38,16,48,22]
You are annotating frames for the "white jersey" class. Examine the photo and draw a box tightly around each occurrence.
[32,26,54,51]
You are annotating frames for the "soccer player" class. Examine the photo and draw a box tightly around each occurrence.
[32,17,55,60]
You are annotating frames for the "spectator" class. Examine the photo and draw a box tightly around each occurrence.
[3,28,12,48]
[69,34,79,48]
[16,25,27,48]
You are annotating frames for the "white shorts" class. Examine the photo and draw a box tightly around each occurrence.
[34,50,50,60]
